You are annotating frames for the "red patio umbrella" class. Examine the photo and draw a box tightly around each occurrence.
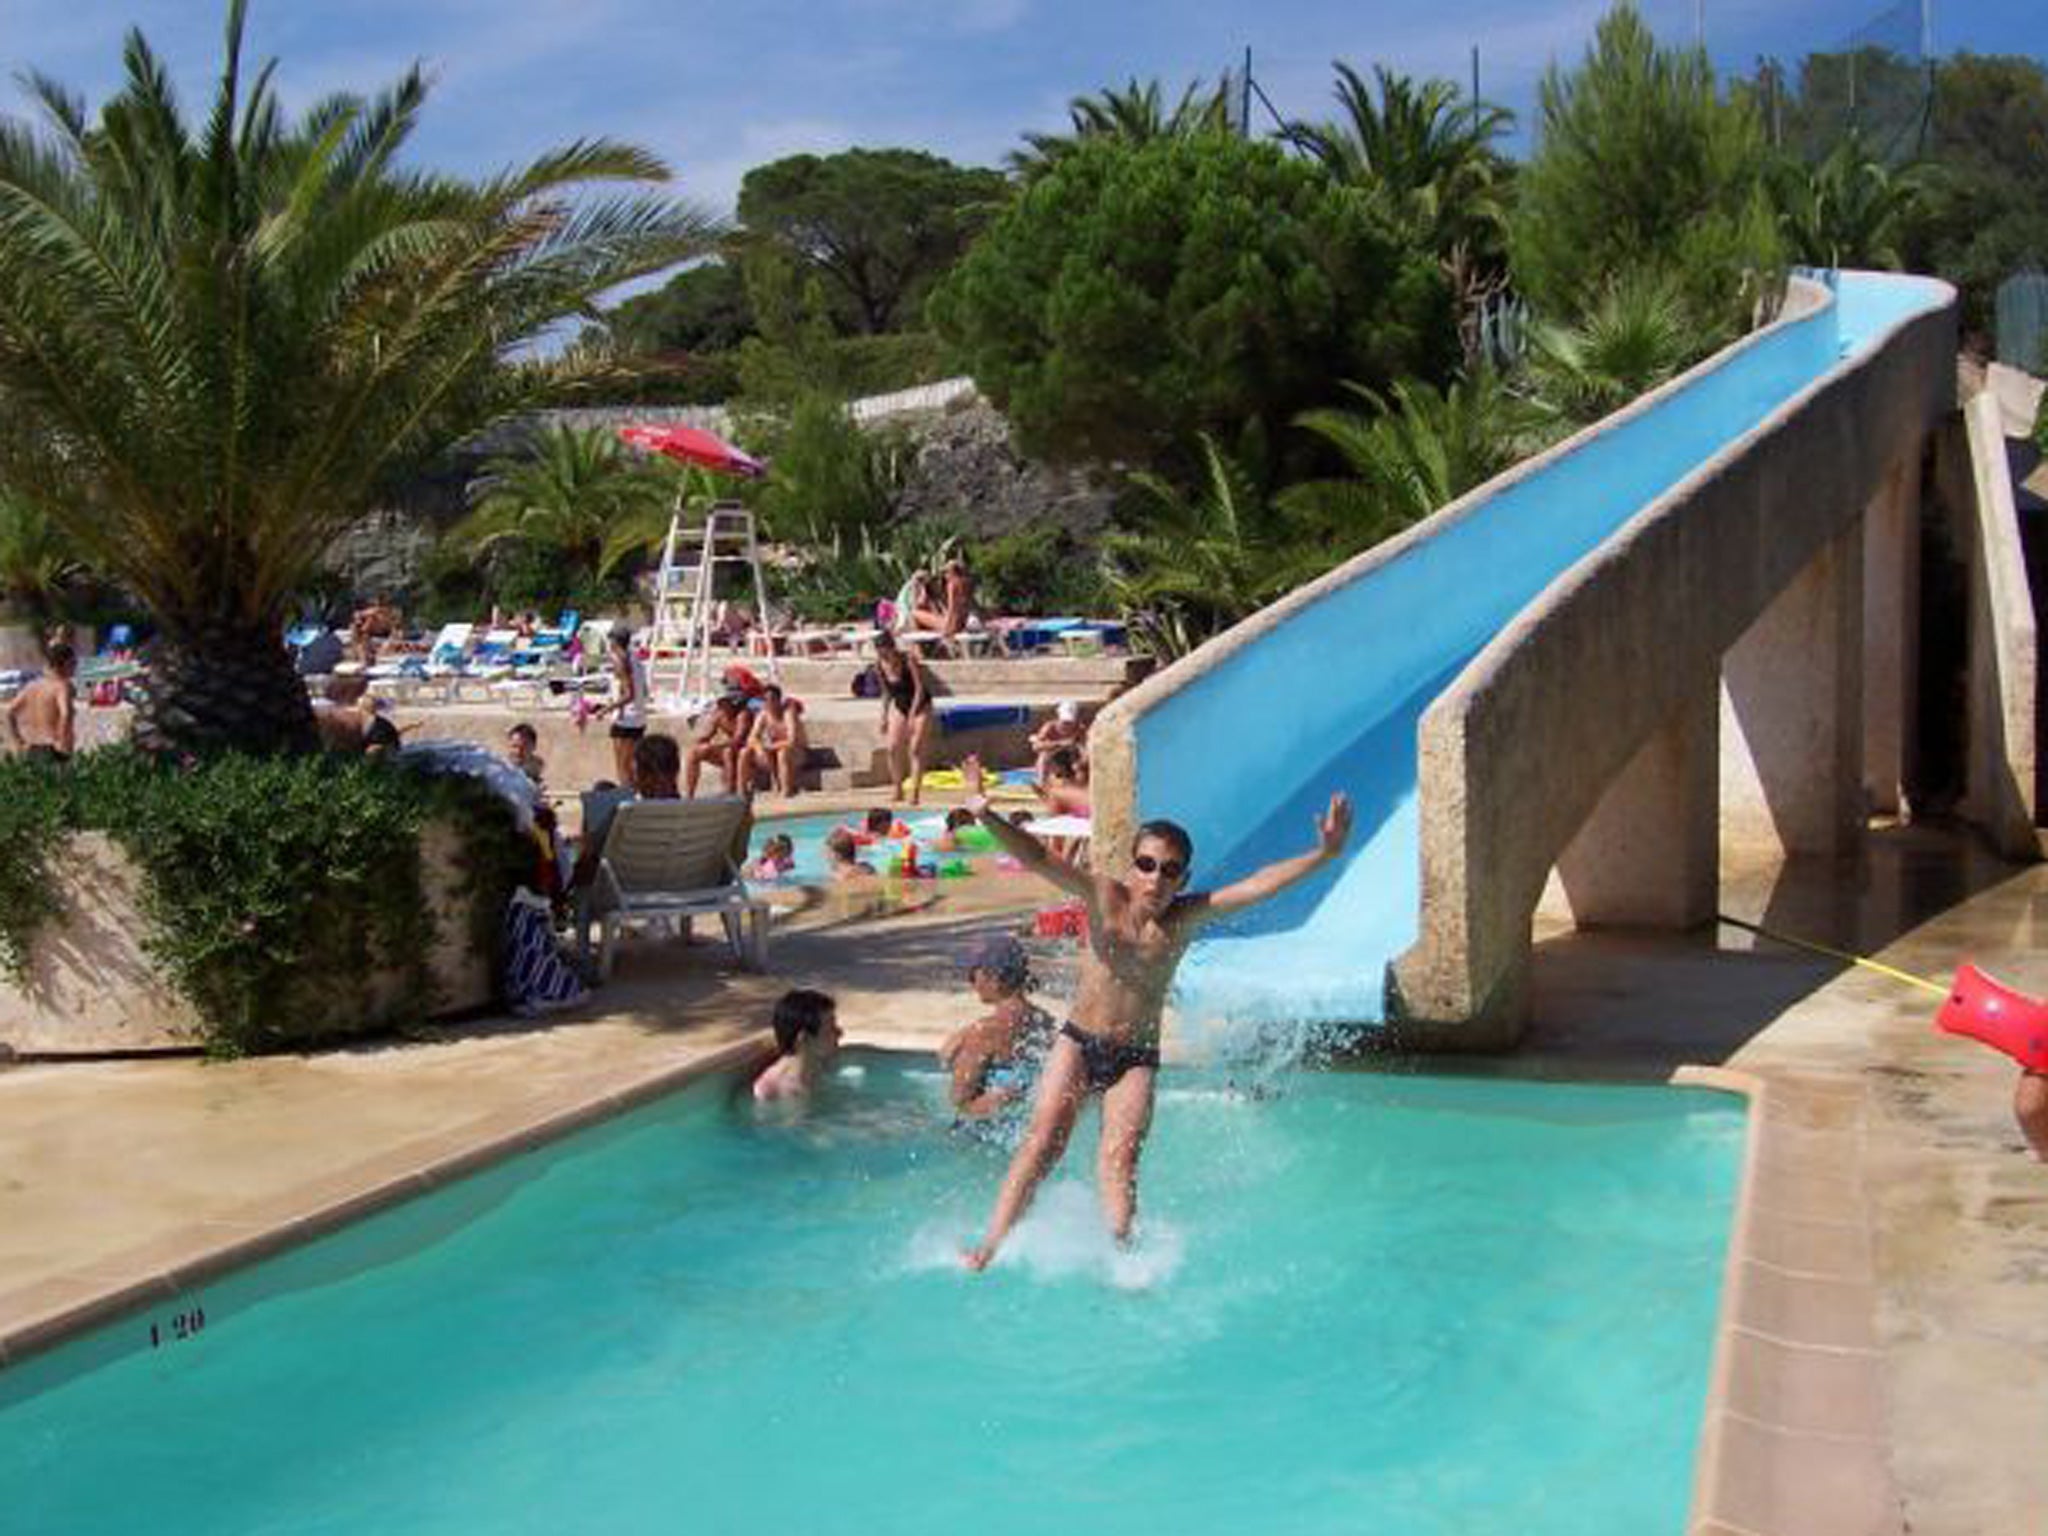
[617,422,766,478]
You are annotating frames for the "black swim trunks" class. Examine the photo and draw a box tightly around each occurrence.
[1059,1021,1161,1092]
[608,722,646,741]
[22,744,69,765]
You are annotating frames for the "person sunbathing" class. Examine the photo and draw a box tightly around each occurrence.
[938,935,1055,1127]
[685,692,754,798]
[752,989,842,1103]
[956,754,1352,1271]
[4,642,76,762]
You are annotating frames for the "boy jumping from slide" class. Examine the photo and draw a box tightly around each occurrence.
[957,756,1353,1271]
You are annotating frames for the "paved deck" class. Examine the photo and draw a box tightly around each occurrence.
[0,824,2042,1535]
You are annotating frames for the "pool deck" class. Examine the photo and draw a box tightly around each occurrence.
[0,822,2042,1535]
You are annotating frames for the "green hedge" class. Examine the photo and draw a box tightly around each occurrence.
[0,749,527,1055]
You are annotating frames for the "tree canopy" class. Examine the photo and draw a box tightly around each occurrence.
[1510,3,1782,336]
[736,148,1009,335]
[603,259,756,358]
[928,132,1456,475]
[0,0,714,753]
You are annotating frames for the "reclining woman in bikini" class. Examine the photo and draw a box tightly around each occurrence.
[956,755,1352,1271]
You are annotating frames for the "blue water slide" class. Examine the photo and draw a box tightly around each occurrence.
[1130,272,1953,1027]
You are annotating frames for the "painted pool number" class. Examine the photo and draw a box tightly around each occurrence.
[147,1305,206,1349]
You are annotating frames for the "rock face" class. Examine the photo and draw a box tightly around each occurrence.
[887,400,1116,539]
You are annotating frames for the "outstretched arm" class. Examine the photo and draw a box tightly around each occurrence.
[962,755,1092,900]
[1184,793,1352,927]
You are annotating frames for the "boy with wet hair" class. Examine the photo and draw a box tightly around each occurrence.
[752,989,842,1102]
[956,755,1352,1270]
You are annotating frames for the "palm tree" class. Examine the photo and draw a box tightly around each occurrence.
[1770,132,1922,270]
[0,489,84,628]
[0,1,717,754]
[1287,63,1515,339]
[1009,78,1234,182]
[1103,432,1324,659]
[1284,373,1531,548]
[1521,268,1698,427]
[446,424,684,594]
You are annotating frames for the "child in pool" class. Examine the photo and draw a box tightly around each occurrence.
[750,833,796,880]
[752,989,842,1102]
[862,806,897,838]
[938,934,1055,1124]
[824,827,875,881]
[935,807,978,853]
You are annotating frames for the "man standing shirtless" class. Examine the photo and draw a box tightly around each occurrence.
[5,642,77,762]
[957,756,1352,1271]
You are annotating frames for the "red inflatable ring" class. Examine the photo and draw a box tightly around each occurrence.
[1936,963,2048,1072]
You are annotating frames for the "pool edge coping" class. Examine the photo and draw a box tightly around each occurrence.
[0,1030,773,1372]
[1674,1063,1899,1536]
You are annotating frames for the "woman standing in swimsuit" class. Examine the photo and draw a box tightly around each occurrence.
[872,630,933,806]
[956,755,1352,1272]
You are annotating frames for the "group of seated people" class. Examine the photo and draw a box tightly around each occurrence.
[684,672,810,799]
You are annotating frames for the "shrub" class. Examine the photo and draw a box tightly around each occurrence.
[0,750,526,1055]
[972,526,1111,617]
[743,395,907,546]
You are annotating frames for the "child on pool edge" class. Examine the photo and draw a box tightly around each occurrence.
[752,989,842,1103]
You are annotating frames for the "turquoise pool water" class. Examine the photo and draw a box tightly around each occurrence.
[750,810,1005,883]
[0,1056,1742,1535]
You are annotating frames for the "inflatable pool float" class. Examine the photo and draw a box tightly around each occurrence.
[1937,963,2048,1072]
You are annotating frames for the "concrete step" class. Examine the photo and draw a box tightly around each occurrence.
[741,653,1149,702]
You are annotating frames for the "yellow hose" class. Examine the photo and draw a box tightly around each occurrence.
[1715,913,1951,998]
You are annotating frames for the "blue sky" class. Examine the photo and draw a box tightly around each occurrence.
[1,0,2039,225]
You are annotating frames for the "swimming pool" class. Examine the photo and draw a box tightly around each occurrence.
[750,809,1006,883]
[0,1055,1742,1535]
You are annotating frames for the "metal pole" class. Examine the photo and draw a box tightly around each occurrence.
[1470,45,1480,118]
[1695,0,1704,50]
[1241,46,1253,139]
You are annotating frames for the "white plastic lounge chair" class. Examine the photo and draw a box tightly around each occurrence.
[576,795,768,979]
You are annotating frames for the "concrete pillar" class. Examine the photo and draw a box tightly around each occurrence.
[1721,523,1866,857]
[1862,455,1921,815]
[1554,672,1719,928]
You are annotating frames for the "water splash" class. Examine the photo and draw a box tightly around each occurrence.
[903,1181,1186,1291]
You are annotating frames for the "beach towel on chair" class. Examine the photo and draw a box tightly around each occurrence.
[503,890,588,1016]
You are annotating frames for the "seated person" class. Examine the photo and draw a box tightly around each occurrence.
[905,570,944,634]
[505,721,545,787]
[935,807,978,852]
[937,935,1054,1124]
[360,695,404,756]
[1030,701,1086,779]
[750,833,796,880]
[721,662,769,702]
[752,989,842,1103]
[823,826,874,881]
[939,556,976,645]
[571,732,682,887]
[685,692,754,798]
[740,685,808,797]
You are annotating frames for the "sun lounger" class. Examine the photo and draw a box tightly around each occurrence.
[576,795,768,979]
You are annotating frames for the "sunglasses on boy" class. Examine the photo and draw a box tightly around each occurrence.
[1132,853,1186,881]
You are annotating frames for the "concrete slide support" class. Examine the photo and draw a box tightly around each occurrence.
[1554,672,1720,928]
[1861,455,1921,815]
[1720,522,1866,858]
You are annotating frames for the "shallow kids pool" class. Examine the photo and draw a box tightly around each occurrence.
[0,1056,1742,1535]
